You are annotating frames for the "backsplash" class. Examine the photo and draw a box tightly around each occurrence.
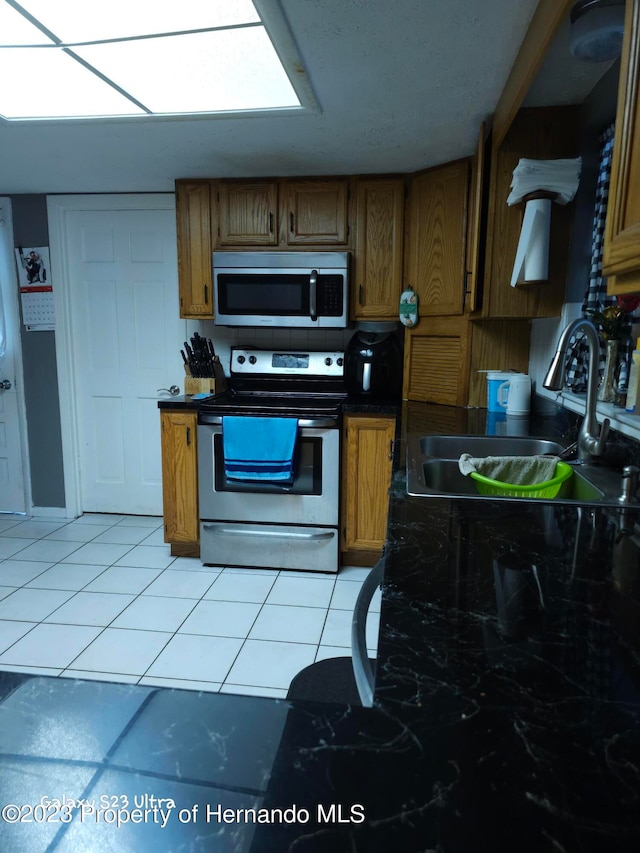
[528,301,582,400]
[185,322,356,375]
[529,301,640,446]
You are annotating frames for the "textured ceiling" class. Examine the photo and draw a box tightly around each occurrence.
[0,0,556,193]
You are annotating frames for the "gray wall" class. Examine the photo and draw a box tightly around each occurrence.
[11,195,65,508]
[565,61,620,303]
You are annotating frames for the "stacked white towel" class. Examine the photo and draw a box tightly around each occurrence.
[506,158,582,206]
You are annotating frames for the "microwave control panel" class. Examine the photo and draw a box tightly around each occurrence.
[317,275,344,316]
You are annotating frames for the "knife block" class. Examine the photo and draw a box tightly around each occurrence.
[184,377,216,395]
[184,360,227,396]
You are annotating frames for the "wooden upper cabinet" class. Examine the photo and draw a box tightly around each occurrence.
[352,177,405,319]
[284,179,349,245]
[407,159,470,317]
[482,106,579,318]
[604,0,640,294]
[175,180,214,318]
[215,180,278,247]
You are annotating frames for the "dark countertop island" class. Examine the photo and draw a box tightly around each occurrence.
[1,400,639,851]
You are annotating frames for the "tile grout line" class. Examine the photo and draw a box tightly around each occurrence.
[215,569,282,692]
[0,513,375,693]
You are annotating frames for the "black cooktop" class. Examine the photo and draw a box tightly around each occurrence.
[199,388,346,419]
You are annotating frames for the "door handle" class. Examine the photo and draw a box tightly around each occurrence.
[157,385,180,396]
[309,269,318,321]
[0,379,11,390]
[203,524,334,542]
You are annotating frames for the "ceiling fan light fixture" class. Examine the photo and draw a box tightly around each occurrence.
[569,0,625,61]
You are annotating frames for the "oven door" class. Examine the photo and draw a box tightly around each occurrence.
[197,421,339,527]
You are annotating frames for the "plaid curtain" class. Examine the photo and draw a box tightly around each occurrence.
[565,123,632,393]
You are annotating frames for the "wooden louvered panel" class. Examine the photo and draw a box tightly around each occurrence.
[407,338,461,406]
[403,317,470,406]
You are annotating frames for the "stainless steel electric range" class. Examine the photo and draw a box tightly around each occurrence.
[197,348,346,573]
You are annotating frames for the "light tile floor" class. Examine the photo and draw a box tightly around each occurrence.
[0,513,380,698]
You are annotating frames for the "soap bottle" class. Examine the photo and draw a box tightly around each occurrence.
[625,338,640,413]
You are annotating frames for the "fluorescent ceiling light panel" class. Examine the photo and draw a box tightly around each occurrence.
[0,1,50,43]
[0,0,305,121]
[16,0,260,41]
[75,29,299,113]
[0,47,145,118]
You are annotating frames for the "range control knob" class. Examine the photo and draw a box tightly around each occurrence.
[237,355,246,364]
[336,357,344,367]
[249,355,257,365]
[324,357,333,366]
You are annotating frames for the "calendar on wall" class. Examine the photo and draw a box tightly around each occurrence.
[14,246,55,331]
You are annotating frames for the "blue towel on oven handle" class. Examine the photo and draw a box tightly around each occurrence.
[222,416,299,482]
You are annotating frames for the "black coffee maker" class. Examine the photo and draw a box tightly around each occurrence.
[345,321,403,400]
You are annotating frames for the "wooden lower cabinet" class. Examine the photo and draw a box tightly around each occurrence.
[160,409,200,557]
[341,414,396,566]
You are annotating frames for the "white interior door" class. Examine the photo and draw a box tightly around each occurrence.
[63,203,186,515]
[0,199,27,514]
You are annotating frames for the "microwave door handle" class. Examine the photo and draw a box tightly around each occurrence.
[309,270,318,321]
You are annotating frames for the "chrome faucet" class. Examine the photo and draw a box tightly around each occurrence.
[543,318,610,464]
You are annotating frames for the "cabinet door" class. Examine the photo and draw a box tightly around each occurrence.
[175,181,214,318]
[603,0,640,291]
[353,178,405,319]
[285,179,349,245]
[342,415,395,554]
[160,410,199,548]
[407,160,470,316]
[464,123,488,313]
[403,316,471,406]
[216,180,278,246]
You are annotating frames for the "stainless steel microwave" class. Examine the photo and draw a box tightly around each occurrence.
[212,251,349,328]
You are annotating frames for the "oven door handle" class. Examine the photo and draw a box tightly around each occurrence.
[309,269,318,322]
[198,414,338,428]
[203,524,334,542]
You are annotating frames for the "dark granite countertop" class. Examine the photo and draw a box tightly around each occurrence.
[157,394,204,409]
[2,399,639,851]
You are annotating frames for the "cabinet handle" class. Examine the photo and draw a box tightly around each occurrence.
[359,284,364,306]
[462,271,472,309]
[388,439,394,461]
[204,283,209,304]
[186,426,191,446]
[289,212,294,233]
[269,212,274,233]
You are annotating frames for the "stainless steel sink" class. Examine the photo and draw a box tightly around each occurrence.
[406,433,627,505]
[418,434,565,459]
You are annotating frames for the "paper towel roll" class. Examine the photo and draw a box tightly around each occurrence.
[510,197,552,287]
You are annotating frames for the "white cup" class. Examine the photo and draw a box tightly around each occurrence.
[499,374,531,416]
